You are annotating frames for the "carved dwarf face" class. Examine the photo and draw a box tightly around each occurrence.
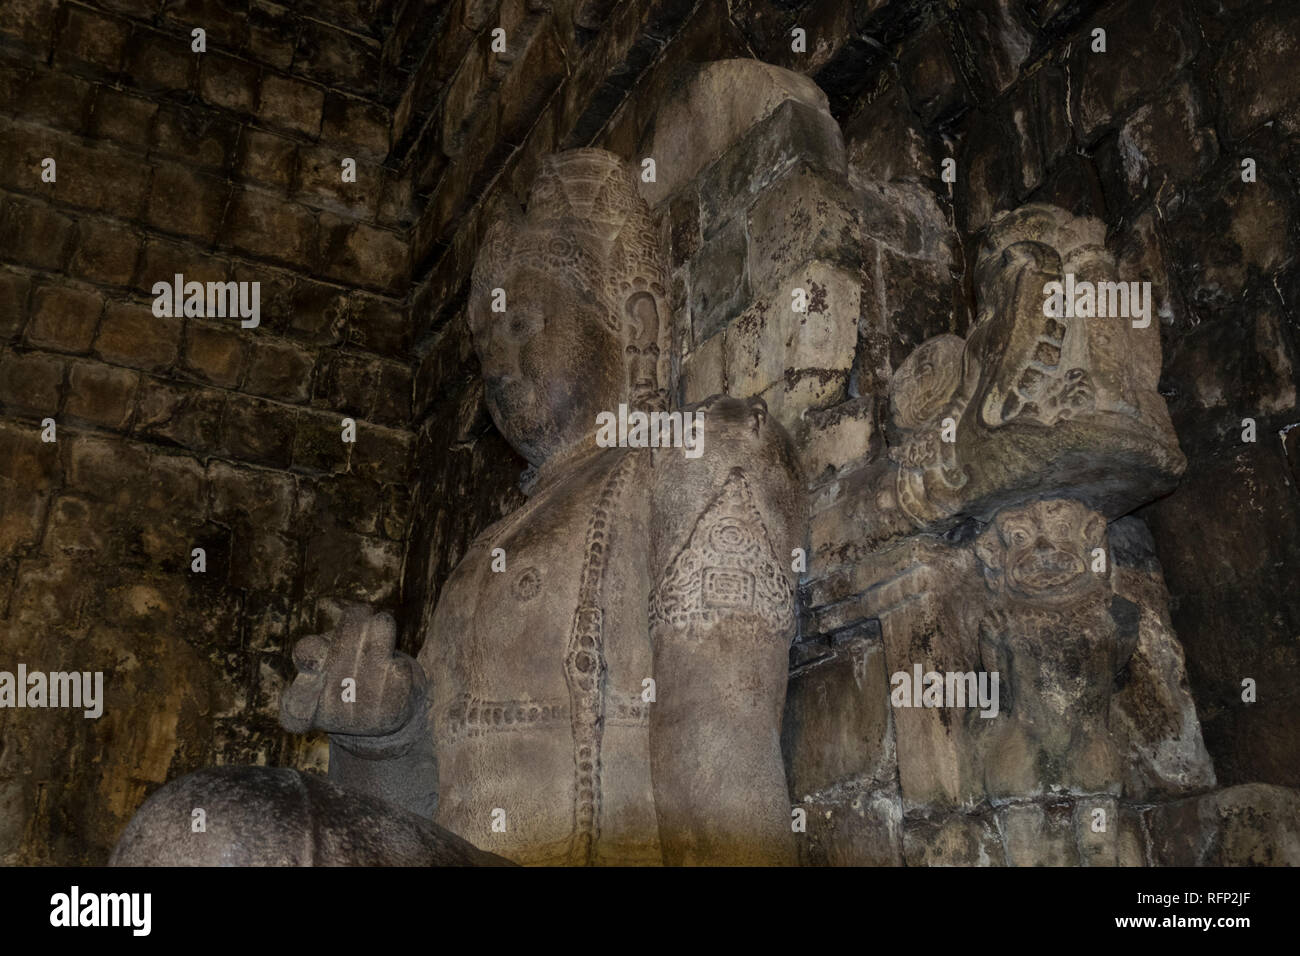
[975,499,1107,604]
[470,265,625,466]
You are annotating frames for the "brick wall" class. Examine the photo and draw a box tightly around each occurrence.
[0,0,415,863]
[2,0,1295,865]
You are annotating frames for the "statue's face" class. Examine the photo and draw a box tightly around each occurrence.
[975,499,1106,605]
[890,334,963,430]
[471,267,624,466]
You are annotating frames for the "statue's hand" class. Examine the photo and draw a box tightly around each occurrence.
[280,605,422,737]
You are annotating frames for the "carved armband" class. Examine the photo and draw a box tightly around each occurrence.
[648,469,794,637]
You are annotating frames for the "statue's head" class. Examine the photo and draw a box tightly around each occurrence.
[974,498,1107,606]
[469,149,670,466]
[973,204,1110,327]
[889,333,965,432]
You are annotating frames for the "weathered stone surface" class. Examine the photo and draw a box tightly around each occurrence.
[798,787,903,866]
[5,0,1297,871]
[1215,5,1300,137]
[119,150,808,869]
[1146,784,1300,866]
[110,767,510,866]
[641,58,843,206]
[1073,0,1198,142]
[1107,517,1216,800]
[782,638,892,798]
[860,204,1185,546]
[999,802,1079,867]
[902,810,1004,866]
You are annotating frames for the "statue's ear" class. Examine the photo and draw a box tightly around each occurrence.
[1081,510,1107,549]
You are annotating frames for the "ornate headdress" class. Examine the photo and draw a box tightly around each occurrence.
[470,149,669,339]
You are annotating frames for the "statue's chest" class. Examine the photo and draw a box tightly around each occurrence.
[436,452,653,700]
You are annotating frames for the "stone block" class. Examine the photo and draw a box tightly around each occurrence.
[317,216,407,295]
[151,105,240,172]
[292,409,350,475]
[902,810,1004,866]
[70,218,141,287]
[243,338,314,404]
[998,802,1079,866]
[147,164,230,243]
[1073,0,1197,141]
[90,89,158,149]
[56,4,129,73]
[26,284,102,353]
[303,528,401,603]
[696,98,848,237]
[296,146,380,216]
[257,73,325,136]
[749,164,861,296]
[642,58,843,207]
[0,349,64,416]
[128,31,196,93]
[800,397,875,484]
[321,93,390,161]
[293,20,380,96]
[95,302,181,372]
[1114,81,1218,196]
[209,459,295,531]
[238,128,298,188]
[782,638,892,797]
[0,270,31,343]
[844,83,930,185]
[230,527,300,592]
[182,322,247,388]
[312,351,379,418]
[1147,784,1300,866]
[228,189,317,270]
[135,238,232,296]
[860,538,984,811]
[223,394,296,468]
[899,21,967,126]
[64,360,138,430]
[246,0,297,70]
[797,788,903,866]
[1215,5,1300,137]
[199,53,261,114]
[351,422,414,485]
[688,215,748,343]
[133,379,226,454]
[0,199,74,271]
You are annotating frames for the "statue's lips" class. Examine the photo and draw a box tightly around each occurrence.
[1010,553,1083,590]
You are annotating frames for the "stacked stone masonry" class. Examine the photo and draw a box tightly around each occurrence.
[1,0,1297,865]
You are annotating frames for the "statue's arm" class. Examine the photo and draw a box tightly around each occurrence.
[647,396,804,865]
[280,605,437,819]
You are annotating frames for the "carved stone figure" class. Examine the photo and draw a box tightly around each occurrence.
[972,499,1139,799]
[114,149,805,867]
[865,203,1185,546]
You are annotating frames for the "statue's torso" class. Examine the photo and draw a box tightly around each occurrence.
[418,448,661,865]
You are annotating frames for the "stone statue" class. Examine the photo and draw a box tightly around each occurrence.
[113,149,805,867]
[972,498,1139,799]
[865,203,1185,546]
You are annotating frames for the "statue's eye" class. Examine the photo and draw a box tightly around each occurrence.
[508,312,541,340]
[1012,530,1029,545]
[645,344,660,357]
[626,344,639,355]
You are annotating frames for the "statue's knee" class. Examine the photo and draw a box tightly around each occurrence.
[111,767,317,866]
[112,766,510,866]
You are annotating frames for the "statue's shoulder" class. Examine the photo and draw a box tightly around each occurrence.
[650,394,804,549]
